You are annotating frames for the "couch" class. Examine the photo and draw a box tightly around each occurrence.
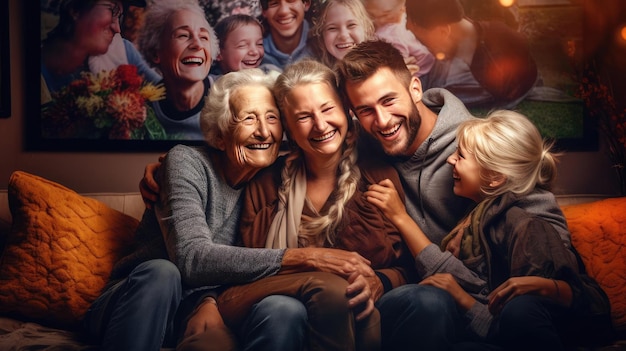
[0,171,625,350]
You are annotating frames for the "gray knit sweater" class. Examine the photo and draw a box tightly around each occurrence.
[108,145,285,291]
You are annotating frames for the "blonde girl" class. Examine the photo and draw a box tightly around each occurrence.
[308,0,375,67]
[366,110,611,350]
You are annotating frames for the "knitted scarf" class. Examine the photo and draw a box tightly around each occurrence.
[441,197,496,265]
[265,164,307,249]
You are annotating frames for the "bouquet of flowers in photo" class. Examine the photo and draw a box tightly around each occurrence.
[42,64,167,140]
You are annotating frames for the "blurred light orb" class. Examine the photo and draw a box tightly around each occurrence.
[499,0,515,7]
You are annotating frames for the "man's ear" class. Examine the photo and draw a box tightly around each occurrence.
[440,24,452,38]
[409,76,423,104]
[152,52,160,65]
[303,0,312,12]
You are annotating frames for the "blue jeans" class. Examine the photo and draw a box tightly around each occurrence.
[217,271,377,351]
[178,295,308,351]
[83,259,182,351]
[378,285,565,351]
[376,284,463,351]
[490,295,563,351]
[239,295,307,351]
[454,295,565,351]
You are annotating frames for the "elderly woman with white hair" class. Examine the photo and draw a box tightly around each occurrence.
[83,67,296,351]
[136,0,219,140]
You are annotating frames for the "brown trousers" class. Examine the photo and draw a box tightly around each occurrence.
[180,272,380,351]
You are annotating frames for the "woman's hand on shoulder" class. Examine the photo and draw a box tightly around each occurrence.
[139,153,166,209]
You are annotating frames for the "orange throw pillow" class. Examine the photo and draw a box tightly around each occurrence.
[0,171,138,328]
[561,197,626,331]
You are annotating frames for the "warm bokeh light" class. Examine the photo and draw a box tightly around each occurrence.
[621,25,626,42]
[499,0,515,8]
[435,52,446,60]
[566,40,577,58]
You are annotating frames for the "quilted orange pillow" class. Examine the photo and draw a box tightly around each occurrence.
[0,171,138,328]
[561,197,626,331]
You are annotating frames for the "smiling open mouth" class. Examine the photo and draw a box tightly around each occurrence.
[242,59,260,66]
[181,57,204,65]
[379,123,401,137]
[311,130,336,142]
[277,17,295,26]
[247,143,272,149]
[336,43,354,49]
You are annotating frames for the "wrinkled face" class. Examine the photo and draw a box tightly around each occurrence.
[217,23,264,73]
[346,67,421,157]
[263,0,310,44]
[222,85,283,171]
[363,0,403,29]
[447,145,483,202]
[283,82,349,162]
[74,0,123,55]
[322,3,367,61]
[155,9,213,84]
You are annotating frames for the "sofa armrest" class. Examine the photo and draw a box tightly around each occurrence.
[555,194,615,207]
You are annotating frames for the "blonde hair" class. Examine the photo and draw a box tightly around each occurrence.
[456,110,559,198]
[309,0,376,68]
[274,59,361,246]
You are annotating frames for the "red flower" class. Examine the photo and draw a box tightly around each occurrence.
[107,90,147,139]
[42,65,165,140]
[115,64,143,91]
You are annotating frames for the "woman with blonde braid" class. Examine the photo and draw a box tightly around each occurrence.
[183,59,415,351]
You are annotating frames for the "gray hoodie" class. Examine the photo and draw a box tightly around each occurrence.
[393,88,476,246]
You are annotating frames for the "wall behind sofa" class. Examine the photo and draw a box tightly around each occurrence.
[0,0,165,193]
[0,0,623,195]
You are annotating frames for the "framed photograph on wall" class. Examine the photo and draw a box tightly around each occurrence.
[0,0,10,119]
[457,0,597,152]
[24,0,596,152]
